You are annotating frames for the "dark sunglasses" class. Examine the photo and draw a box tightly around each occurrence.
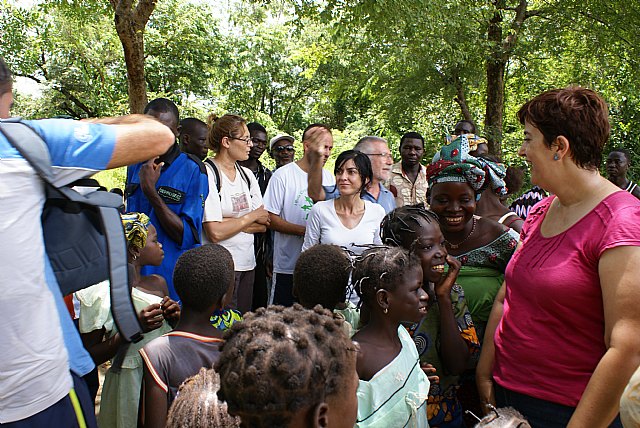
[274,145,295,153]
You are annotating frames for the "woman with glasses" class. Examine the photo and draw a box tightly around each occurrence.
[202,114,270,314]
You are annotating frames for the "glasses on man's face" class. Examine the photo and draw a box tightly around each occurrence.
[274,145,295,153]
[365,152,393,160]
[228,136,253,144]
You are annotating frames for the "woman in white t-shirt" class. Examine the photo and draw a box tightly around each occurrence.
[302,150,385,255]
[203,114,270,313]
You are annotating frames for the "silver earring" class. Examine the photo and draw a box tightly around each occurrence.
[383,308,388,314]
[553,153,559,161]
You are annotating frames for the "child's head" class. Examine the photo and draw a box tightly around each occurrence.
[472,406,531,427]
[122,213,164,267]
[166,368,240,428]
[173,244,234,312]
[293,245,351,311]
[352,246,427,323]
[381,205,447,284]
[215,304,359,428]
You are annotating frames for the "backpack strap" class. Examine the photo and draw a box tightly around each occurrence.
[0,119,143,343]
[205,158,252,198]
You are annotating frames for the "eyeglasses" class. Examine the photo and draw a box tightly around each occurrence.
[274,145,295,153]
[364,152,393,159]
[228,136,253,144]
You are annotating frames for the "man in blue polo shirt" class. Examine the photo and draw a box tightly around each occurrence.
[307,135,396,213]
[0,56,175,427]
[126,98,209,300]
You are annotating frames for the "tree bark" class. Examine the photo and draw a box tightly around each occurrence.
[109,0,156,114]
[484,0,530,156]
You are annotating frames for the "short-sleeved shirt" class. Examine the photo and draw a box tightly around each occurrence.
[0,119,116,423]
[301,199,385,254]
[494,192,640,407]
[324,181,396,214]
[139,331,223,407]
[385,161,429,207]
[264,162,335,274]
[203,160,263,271]
[126,145,209,300]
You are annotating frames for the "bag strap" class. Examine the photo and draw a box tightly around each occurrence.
[0,119,143,343]
[204,158,252,197]
[0,119,56,185]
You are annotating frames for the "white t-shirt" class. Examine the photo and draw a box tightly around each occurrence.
[203,161,263,271]
[264,162,335,274]
[302,199,385,254]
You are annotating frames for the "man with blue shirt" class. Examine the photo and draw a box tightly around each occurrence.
[308,135,396,213]
[0,57,174,427]
[126,98,209,301]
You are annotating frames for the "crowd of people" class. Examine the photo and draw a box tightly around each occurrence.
[3,53,640,428]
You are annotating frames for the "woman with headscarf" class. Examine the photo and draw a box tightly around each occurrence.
[477,87,640,427]
[77,213,180,428]
[427,134,519,342]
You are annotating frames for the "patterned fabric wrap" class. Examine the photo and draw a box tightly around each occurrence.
[427,134,507,197]
[210,308,243,331]
[121,212,150,250]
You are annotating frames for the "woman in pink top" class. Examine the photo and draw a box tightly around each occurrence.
[476,87,640,428]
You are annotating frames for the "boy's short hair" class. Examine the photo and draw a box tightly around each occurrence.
[294,245,351,311]
[173,244,234,311]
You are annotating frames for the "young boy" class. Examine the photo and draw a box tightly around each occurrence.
[293,244,359,335]
[139,244,235,428]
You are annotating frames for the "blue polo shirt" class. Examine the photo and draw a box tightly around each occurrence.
[323,182,396,213]
[126,144,209,300]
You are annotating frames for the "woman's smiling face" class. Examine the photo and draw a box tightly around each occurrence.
[428,181,476,234]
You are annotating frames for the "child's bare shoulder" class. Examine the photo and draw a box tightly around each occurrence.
[137,274,169,297]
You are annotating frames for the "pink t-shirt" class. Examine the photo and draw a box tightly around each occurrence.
[493,191,640,407]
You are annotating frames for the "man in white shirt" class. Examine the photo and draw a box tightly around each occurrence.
[263,124,335,306]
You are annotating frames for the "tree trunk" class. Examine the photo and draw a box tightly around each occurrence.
[109,0,157,114]
[484,0,506,156]
[484,0,532,156]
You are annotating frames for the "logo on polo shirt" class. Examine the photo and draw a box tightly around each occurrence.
[157,186,185,204]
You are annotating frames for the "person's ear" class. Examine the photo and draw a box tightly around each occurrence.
[220,278,235,308]
[311,402,330,428]
[129,246,141,263]
[376,288,390,313]
[221,136,232,150]
[554,136,570,161]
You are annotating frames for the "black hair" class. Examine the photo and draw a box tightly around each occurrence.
[504,165,524,196]
[302,123,331,141]
[294,245,351,311]
[179,117,207,136]
[400,131,425,148]
[380,204,440,249]
[215,304,356,428]
[333,149,373,196]
[610,148,631,163]
[0,57,12,95]
[144,97,180,123]
[352,246,422,306]
[173,244,234,311]
[247,122,267,134]
[454,120,476,135]
[166,368,240,428]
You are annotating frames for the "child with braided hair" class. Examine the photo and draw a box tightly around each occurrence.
[215,304,359,428]
[352,246,432,427]
[166,368,240,428]
[139,244,235,428]
[77,213,180,428]
[381,204,480,427]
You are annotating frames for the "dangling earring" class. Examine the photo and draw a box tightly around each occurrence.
[132,254,138,261]
[383,308,388,314]
[553,153,560,161]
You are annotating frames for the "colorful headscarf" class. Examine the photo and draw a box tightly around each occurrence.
[121,212,151,250]
[427,134,507,197]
